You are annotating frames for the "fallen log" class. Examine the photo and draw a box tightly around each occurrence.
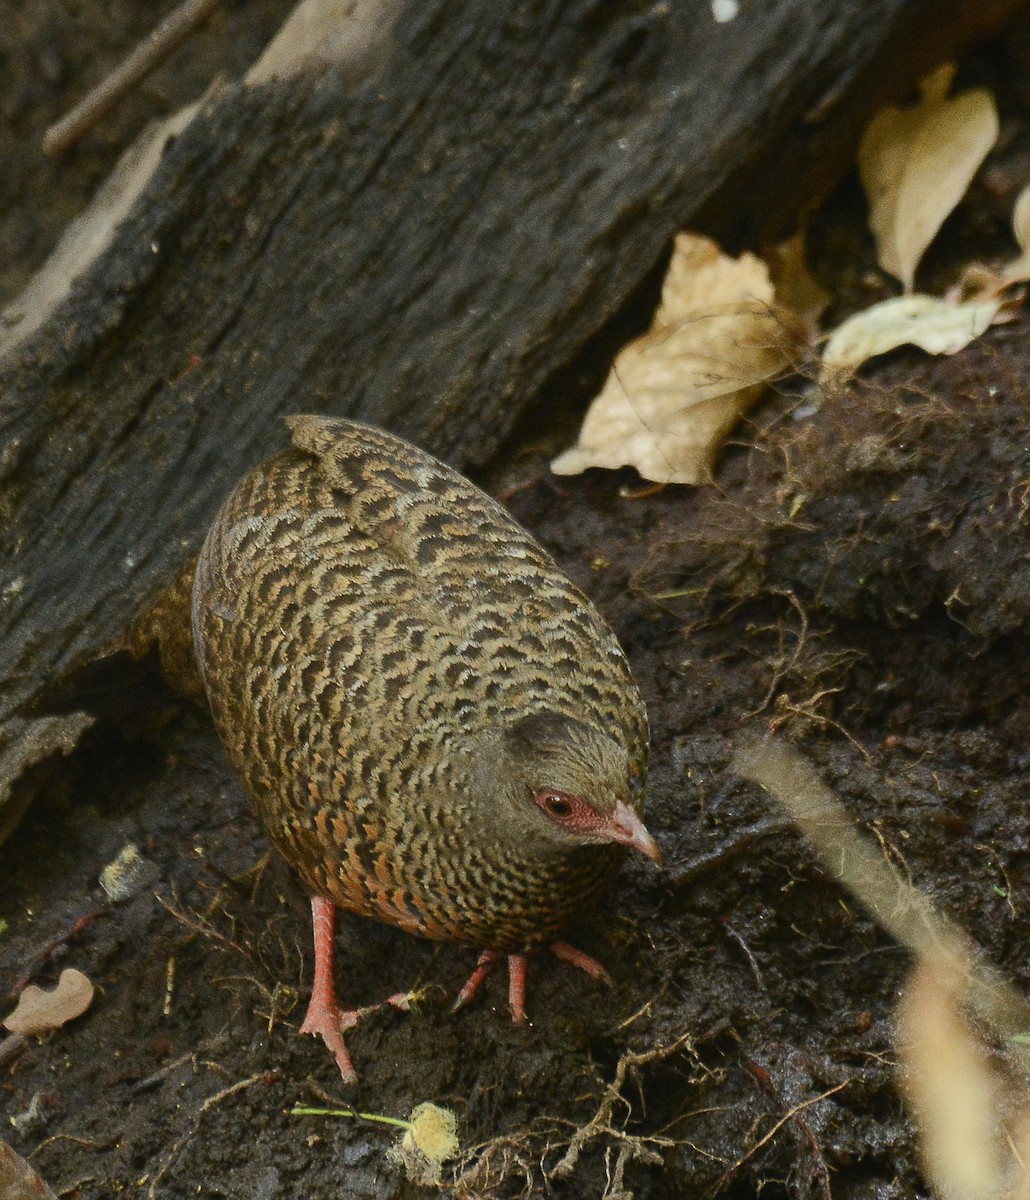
[0,0,1020,840]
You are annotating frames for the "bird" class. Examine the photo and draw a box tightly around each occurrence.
[191,414,660,1081]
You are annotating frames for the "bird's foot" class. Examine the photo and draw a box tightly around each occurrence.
[451,941,612,1025]
[451,950,500,1013]
[302,895,416,1083]
[299,992,359,1083]
[299,989,414,1084]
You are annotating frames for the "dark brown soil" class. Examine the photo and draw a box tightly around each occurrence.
[5,8,1030,1200]
[3,325,1030,1198]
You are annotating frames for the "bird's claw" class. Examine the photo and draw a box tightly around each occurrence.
[300,990,415,1082]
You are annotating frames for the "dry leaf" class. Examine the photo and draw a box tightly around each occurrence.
[948,181,1030,298]
[821,293,1003,379]
[764,231,829,337]
[859,62,999,291]
[1012,181,1030,254]
[0,1139,59,1200]
[654,232,774,324]
[552,233,802,485]
[551,313,796,483]
[3,968,94,1036]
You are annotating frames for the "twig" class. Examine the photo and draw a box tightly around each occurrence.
[162,955,176,1017]
[291,1105,413,1130]
[43,0,224,155]
[128,1049,198,1095]
[10,907,103,998]
[713,1081,849,1192]
[734,736,1030,1069]
[720,919,766,990]
[0,1032,27,1069]
[147,1069,275,1198]
[667,816,795,890]
[550,1036,692,1177]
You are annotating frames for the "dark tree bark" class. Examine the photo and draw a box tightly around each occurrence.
[0,0,1021,835]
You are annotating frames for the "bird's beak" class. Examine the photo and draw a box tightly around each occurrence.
[610,800,663,865]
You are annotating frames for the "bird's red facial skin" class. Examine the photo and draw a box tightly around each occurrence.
[532,790,662,864]
[533,788,597,833]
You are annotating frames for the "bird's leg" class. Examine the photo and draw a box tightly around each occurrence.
[452,951,528,1023]
[299,895,358,1083]
[507,946,610,1024]
[453,943,611,1025]
[299,897,416,1080]
[451,950,498,1012]
[452,952,528,1023]
[550,940,613,984]
[507,953,528,1025]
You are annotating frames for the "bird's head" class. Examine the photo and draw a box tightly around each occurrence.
[480,711,661,864]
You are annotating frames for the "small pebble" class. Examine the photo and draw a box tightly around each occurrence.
[9,1092,48,1135]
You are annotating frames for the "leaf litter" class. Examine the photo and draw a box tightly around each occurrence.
[551,232,804,485]
[820,293,1007,379]
[3,968,94,1037]
[557,62,1021,480]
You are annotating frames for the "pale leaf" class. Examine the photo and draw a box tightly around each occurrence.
[656,232,774,323]
[552,305,799,484]
[821,294,1003,380]
[552,234,802,485]
[3,968,94,1036]
[1013,181,1030,253]
[859,62,999,290]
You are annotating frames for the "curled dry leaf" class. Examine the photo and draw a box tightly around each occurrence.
[859,62,999,291]
[821,293,1004,381]
[3,968,94,1036]
[1011,181,1030,256]
[552,233,803,485]
[949,180,1030,299]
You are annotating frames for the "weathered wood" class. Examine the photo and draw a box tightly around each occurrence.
[0,0,1021,834]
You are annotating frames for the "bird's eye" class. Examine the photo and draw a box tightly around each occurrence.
[534,789,573,818]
